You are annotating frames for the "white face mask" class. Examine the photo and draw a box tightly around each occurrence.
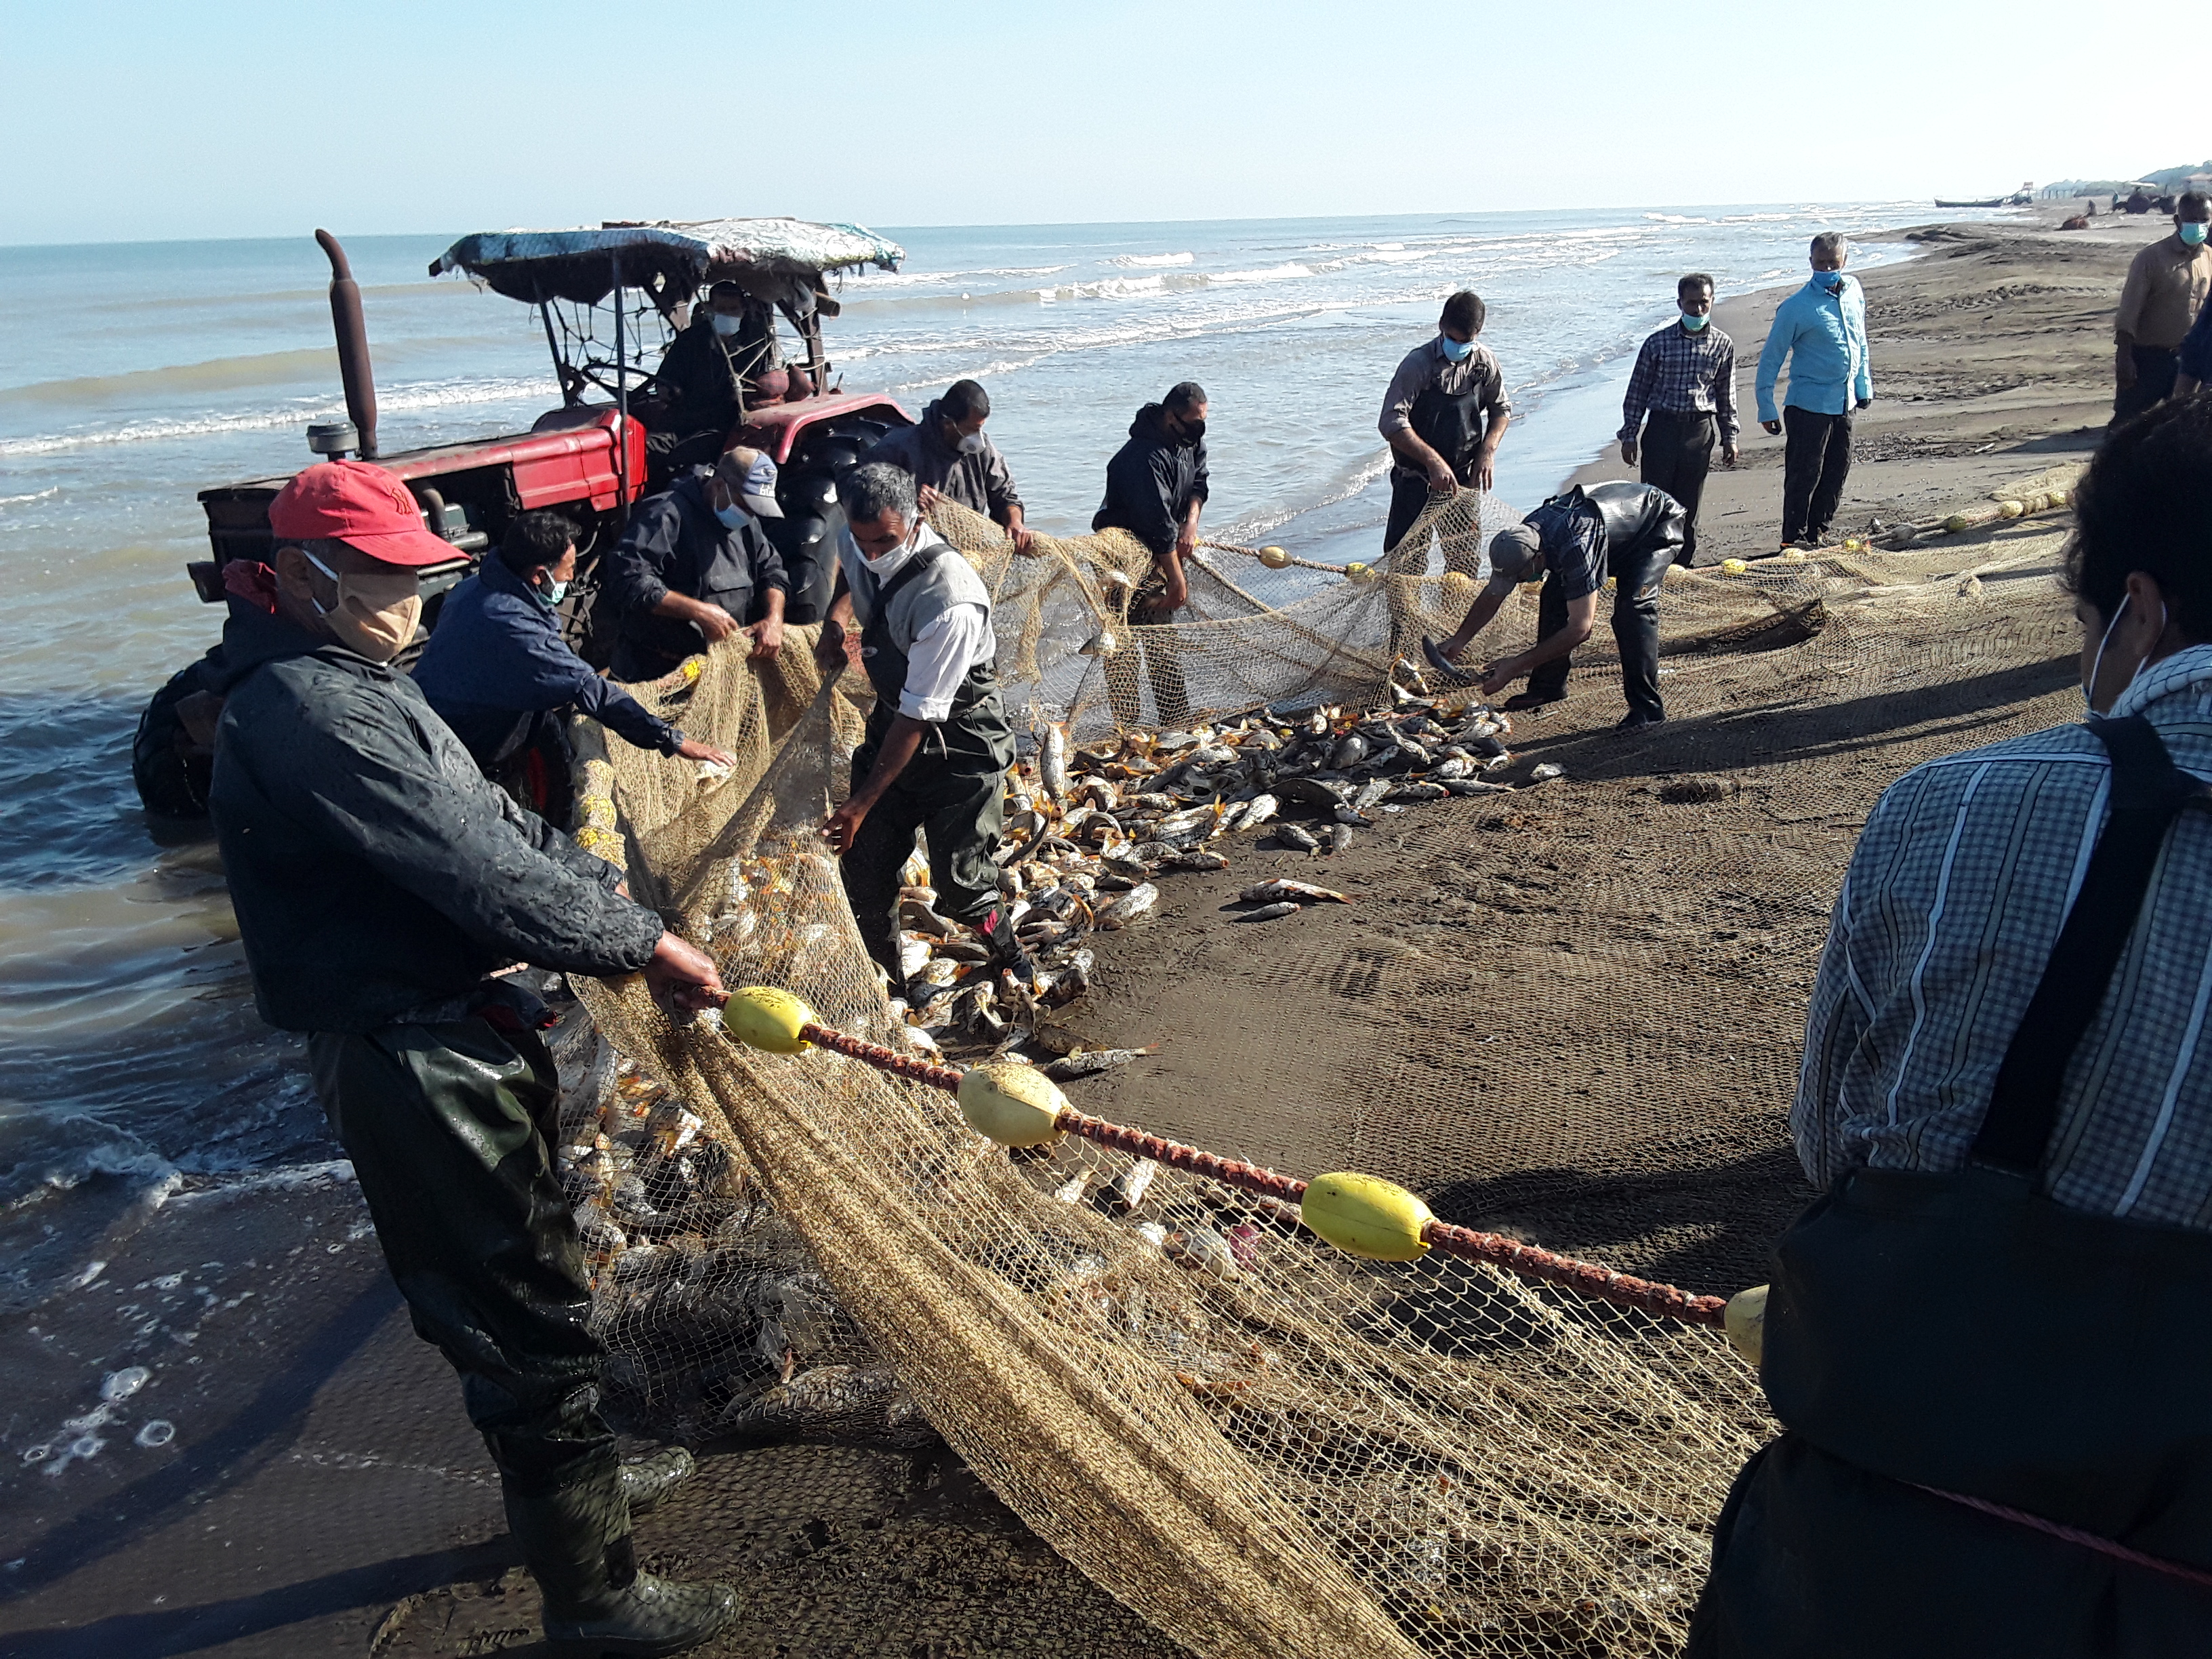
[710,311,743,337]
[862,525,918,573]
[2084,593,2168,714]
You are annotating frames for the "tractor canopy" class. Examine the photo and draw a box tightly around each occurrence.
[430,218,906,307]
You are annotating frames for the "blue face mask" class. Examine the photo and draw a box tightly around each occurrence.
[1438,334,1475,363]
[2182,222,2209,247]
[1680,311,1710,331]
[715,501,747,531]
[1816,270,1847,291]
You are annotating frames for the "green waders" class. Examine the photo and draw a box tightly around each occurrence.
[308,1008,636,1617]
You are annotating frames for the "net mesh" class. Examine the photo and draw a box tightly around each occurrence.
[558,474,2083,1658]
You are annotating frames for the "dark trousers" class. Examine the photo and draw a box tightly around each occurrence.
[1639,411,1715,565]
[1780,406,1853,544]
[1382,472,1483,572]
[1103,569,1193,729]
[1689,1433,2212,1657]
[1525,535,1669,720]
[308,1015,632,1610]
[2116,344,2180,424]
[843,745,1008,987]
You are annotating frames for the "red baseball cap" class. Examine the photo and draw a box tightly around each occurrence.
[267,461,455,567]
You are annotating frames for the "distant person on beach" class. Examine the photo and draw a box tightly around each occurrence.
[1378,289,1512,569]
[413,509,733,804]
[204,460,739,1654]
[815,462,1029,992]
[593,447,790,682]
[1691,396,2212,1658]
[1755,234,1872,550]
[1619,275,1738,567]
[1419,480,1684,728]
[2113,191,2212,422]
[1092,381,1209,725]
[864,379,1035,553]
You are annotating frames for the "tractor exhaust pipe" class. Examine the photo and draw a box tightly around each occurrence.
[314,229,380,459]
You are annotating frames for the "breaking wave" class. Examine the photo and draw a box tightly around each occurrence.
[1110,251,1195,267]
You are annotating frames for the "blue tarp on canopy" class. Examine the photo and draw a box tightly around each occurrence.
[430,218,905,305]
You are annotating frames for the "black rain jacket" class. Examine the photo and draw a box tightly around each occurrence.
[1091,404,1210,556]
[207,605,663,1034]
[593,472,788,681]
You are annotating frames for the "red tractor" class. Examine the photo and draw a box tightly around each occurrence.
[134,217,914,820]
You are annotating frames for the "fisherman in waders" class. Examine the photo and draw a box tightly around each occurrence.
[1692,397,2212,1655]
[1421,480,1684,727]
[1378,289,1513,574]
[813,462,1029,994]
[205,460,739,1656]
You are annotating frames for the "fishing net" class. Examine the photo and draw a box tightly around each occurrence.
[554,470,2085,1658]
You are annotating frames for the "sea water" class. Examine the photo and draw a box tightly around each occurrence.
[0,201,2014,1298]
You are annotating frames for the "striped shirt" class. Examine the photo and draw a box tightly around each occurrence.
[1618,321,1739,443]
[1796,645,2212,1231]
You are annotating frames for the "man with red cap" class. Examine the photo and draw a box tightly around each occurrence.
[205,460,740,1654]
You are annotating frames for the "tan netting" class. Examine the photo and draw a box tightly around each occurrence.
[556,474,2084,1658]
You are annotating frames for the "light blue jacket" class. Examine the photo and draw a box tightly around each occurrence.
[1755,274,1872,422]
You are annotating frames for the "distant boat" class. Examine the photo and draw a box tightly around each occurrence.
[1935,197,2006,209]
[1936,182,2034,209]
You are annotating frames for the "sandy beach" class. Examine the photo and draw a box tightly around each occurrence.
[0,207,2174,1658]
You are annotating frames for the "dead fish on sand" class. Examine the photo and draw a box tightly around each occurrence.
[1240,879,1353,905]
[1237,901,1301,922]
[1039,722,1072,801]
[1274,823,1321,853]
[1094,883,1160,928]
[1042,1044,1160,1081]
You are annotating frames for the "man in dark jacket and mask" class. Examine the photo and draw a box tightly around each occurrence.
[1422,480,1685,728]
[414,509,733,794]
[594,447,789,683]
[1092,382,1208,726]
[814,462,1027,994]
[863,380,1033,552]
[205,459,739,1654]
[1380,290,1512,571]
[644,281,779,486]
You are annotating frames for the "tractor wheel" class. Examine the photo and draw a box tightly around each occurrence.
[132,652,224,820]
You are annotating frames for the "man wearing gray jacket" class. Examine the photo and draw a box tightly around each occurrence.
[815,463,1025,992]
[863,380,1034,553]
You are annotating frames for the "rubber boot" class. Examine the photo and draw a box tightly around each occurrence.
[507,1473,738,1657]
[619,1446,696,1517]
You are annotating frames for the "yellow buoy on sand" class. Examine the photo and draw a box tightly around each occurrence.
[724,986,817,1054]
[1301,1171,1433,1262]
[956,1062,1069,1149]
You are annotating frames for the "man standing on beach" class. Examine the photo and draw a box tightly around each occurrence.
[1092,381,1209,726]
[2114,191,2212,422]
[1755,234,1872,550]
[1378,290,1512,569]
[1620,276,1737,567]
[207,460,739,1654]
[864,380,1036,553]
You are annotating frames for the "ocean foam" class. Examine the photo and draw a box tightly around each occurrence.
[1110,252,1195,268]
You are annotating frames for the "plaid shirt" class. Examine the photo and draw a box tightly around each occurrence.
[1797,645,2212,1231]
[1618,321,1738,443]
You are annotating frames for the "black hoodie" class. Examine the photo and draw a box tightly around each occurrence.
[206,605,661,1033]
[1091,403,1209,556]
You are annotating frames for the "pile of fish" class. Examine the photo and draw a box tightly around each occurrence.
[884,672,1563,1059]
[547,1004,923,1446]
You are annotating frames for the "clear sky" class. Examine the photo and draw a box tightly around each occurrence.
[3,0,2200,245]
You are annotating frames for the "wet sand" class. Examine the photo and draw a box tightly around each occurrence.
[0,210,2162,1657]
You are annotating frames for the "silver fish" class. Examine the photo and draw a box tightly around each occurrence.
[1351,778,1392,813]
[1040,722,1072,801]
[1331,734,1368,769]
[1388,781,1450,802]
[1432,756,1477,779]
[1094,1157,1158,1216]
[1239,793,1279,828]
[1161,848,1231,872]
[1441,779,1514,796]
[1275,822,1321,853]
[1240,878,1353,905]
[1237,901,1300,922]
[1332,803,1375,827]
[1079,630,1120,657]
[1096,883,1160,928]
[1329,822,1355,853]
[1043,1044,1158,1081]
[1528,762,1565,783]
